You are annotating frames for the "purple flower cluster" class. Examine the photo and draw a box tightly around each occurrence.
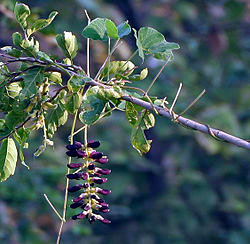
[66,140,111,224]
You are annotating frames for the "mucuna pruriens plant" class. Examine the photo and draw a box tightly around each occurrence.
[66,140,111,224]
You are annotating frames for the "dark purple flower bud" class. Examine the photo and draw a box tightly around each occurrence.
[67,163,83,169]
[66,141,82,150]
[66,172,83,180]
[73,196,84,202]
[90,183,94,187]
[83,183,90,188]
[70,201,84,209]
[96,198,105,203]
[89,151,103,159]
[88,163,95,170]
[100,218,111,224]
[96,188,111,195]
[94,173,102,177]
[95,158,108,164]
[92,177,107,184]
[96,168,111,175]
[82,172,88,180]
[87,140,100,149]
[99,206,110,213]
[88,215,96,224]
[68,184,83,193]
[100,202,109,207]
[77,150,87,158]
[66,150,78,157]
[72,214,78,220]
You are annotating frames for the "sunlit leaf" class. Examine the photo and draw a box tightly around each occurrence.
[129,68,148,81]
[65,92,82,114]
[0,138,18,182]
[82,18,108,41]
[125,102,138,127]
[105,19,119,40]
[27,11,58,37]
[14,3,30,30]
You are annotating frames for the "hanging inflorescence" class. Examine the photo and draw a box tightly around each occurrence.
[66,140,111,224]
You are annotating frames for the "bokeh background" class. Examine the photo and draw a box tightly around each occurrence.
[1,0,250,243]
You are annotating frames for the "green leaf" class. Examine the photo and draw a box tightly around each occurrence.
[130,111,155,155]
[27,11,58,37]
[105,19,119,40]
[117,22,131,38]
[20,37,40,57]
[125,102,138,127]
[65,92,82,114]
[131,126,151,155]
[69,76,85,92]
[46,72,62,84]
[56,32,78,59]
[37,51,53,62]
[0,138,18,182]
[135,27,180,61]
[12,32,22,47]
[82,18,108,41]
[20,67,44,99]
[133,28,144,61]
[129,68,148,81]
[46,100,68,138]
[14,127,30,167]
[14,3,30,30]
[5,110,27,130]
[79,88,106,125]
[1,46,22,58]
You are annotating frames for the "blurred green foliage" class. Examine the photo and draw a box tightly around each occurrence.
[0,0,250,243]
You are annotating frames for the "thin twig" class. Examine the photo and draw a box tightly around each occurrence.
[176,89,206,119]
[84,9,91,77]
[94,39,122,80]
[169,82,182,120]
[145,56,171,95]
[56,111,78,244]
[43,194,64,222]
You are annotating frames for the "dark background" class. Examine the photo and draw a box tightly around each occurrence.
[0,0,250,243]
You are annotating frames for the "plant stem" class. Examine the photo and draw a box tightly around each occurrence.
[56,111,78,244]
[145,56,171,95]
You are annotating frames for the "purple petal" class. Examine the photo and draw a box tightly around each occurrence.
[92,177,107,184]
[87,140,100,149]
[66,150,78,157]
[77,150,87,158]
[95,158,108,164]
[66,172,82,180]
[68,184,83,193]
[96,188,111,195]
[100,218,111,224]
[89,151,103,159]
[96,168,111,175]
[70,201,84,209]
[67,163,83,169]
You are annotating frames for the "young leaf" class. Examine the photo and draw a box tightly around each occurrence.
[56,32,78,59]
[6,82,22,98]
[65,92,82,114]
[0,138,18,182]
[14,3,30,30]
[82,18,108,41]
[27,11,58,37]
[100,61,135,80]
[117,22,131,38]
[130,111,155,155]
[131,126,151,155]
[129,68,148,81]
[12,32,22,47]
[46,100,68,138]
[105,19,119,40]
[20,37,40,57]
[79,87,106,125]
[20,67,44,100]
[125,102,138,127]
